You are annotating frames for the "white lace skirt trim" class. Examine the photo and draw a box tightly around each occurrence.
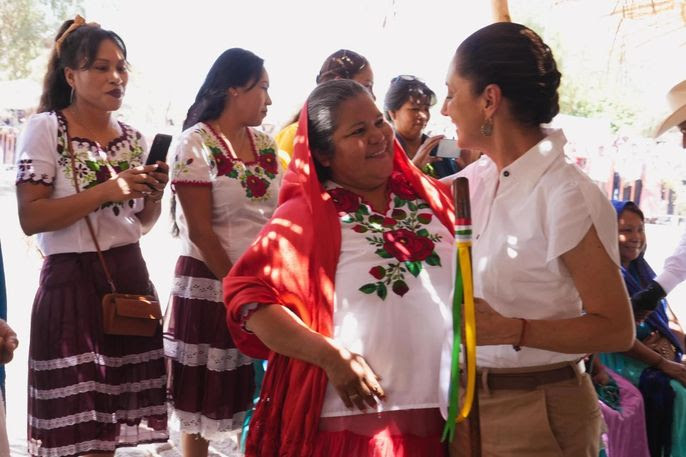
[164,338,252,372]
[172,275,223,302]
[29,349,164,371]
[29,404,168,430]
[29,375,166,400]
[28,422,168,457]
[172,408,246,441]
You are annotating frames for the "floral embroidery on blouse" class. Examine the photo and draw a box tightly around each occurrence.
[55,111,144,215]
[16,159,54,185]
[175,125,278,201]
[328,172,444,299]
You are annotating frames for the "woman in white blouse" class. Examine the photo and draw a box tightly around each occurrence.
[440,22,635,456]
[16,17,169,457]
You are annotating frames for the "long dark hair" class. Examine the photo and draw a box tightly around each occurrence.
[38,19,127,113]
[307,79,368,182]
[182,48,264,130]
[455,22,561,126]
[171,48,265,237]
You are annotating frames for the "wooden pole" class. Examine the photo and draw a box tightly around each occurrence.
[491,0,512,22]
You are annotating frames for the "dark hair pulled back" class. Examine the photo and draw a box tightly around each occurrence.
[307,79,368,182]
[38,19,127,113]
[316,49,369,84]
[455,22,561,126]
[383,76,436,122]
[182,48,264,130]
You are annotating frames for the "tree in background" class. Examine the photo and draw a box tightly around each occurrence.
[0,0,83,79]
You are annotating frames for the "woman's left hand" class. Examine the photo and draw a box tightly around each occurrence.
[145,161,169,203]
[474,298,521,346]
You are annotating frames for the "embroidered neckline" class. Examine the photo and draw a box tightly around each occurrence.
[326,172,442,300]
[56,110,131,153]
[203,123,259,165]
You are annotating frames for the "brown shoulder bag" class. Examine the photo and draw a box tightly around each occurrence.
[67,129,162,337]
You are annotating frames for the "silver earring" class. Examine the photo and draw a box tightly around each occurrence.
[480,118,493,136]
[70,87,75,105]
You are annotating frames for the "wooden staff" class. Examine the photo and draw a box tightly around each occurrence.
[454,177,481,455]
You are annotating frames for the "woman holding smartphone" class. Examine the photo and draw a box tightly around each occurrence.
[17,16,169,457]
[165,48,281,457]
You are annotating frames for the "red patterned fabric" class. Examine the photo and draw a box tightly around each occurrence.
[223,103,454,457]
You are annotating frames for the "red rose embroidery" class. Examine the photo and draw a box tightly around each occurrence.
[369,266,386,279]
[216,157,234,176]
[383,228,435,262]
[389,171,417,200]
[328,188,361,213]
[417,213,433,224]
[382,217,397,227]
[258,152,278,174]
[392,280,409,297]
[246,175,267,197]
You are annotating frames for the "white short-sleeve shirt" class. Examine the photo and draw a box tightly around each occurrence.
[170,122,282,264]
[15,112,146,256]
[442,129,619,368]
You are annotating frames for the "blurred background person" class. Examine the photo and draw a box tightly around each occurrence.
[16,16,169,457]
[274,49,374,169]
[601,200,686,457]
[383,75,456,178]
[165,48,281,457]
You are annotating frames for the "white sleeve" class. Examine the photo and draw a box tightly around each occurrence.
[656,228,686,294]
[14,113,58,185]
[170,129,213,185]
[545,177,620,270]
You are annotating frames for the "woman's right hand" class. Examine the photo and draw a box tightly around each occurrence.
[657,359,686,385]
[322,346,385,411]
[412,135,443,169]
[101,164,161,202]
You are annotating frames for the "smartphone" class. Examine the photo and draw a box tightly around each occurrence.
[145,134,172,169]
[433,138,461,158]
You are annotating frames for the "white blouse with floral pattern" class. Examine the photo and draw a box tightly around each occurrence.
[15,111,147,256]
[319,172,454,418]
[170,122,282,264]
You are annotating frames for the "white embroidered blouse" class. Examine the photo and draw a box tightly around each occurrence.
[319,172,454,417]
[15,111,147,256]
[170,122,282,265]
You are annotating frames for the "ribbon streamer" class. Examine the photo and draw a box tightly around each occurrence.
[442,179,479,451]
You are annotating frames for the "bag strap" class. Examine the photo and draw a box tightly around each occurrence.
[66,130,118,294]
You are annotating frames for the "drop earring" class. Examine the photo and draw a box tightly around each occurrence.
[480,118,493,136]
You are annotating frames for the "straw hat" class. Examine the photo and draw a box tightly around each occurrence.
[654,80,686,138]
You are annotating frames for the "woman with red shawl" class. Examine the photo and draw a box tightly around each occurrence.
[224,79,455,456]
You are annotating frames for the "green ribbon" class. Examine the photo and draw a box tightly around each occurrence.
[441,258,464,442]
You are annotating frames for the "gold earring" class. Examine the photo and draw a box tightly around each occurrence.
[480,118,493,136]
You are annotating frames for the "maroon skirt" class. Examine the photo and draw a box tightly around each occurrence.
[27,243,168,457]
[164,255,254,440]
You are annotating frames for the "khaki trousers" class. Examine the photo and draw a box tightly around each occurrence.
[450,362,602,457]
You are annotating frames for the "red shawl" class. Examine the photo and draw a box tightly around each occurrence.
[223,103,454,457]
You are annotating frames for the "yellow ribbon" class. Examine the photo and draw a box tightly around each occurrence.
[55,15,100,56]
[457,240,477,422]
